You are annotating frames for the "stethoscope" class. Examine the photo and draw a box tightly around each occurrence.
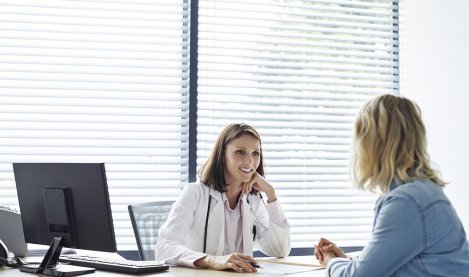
[203,188,268,253]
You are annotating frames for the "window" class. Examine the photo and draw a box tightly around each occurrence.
[197,0,399,247]
[0,0,398,250]
[0,0,189,250]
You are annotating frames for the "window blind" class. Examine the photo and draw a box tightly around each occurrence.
[0,0,190,250]
[197,0,399,247]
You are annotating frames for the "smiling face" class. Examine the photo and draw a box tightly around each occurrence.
[198,123,265,193]
[223,134,261,187]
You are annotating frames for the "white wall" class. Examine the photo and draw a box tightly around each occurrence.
[399,0,469,229]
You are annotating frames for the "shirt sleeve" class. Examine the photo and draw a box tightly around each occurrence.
[163,251,207,268]
[266,200,288,227]
[326,194,426,277]
[326,258,351,277]
[255,198,291,257]
[155,184,208,266]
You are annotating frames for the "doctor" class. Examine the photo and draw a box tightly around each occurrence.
[155,123,291,272]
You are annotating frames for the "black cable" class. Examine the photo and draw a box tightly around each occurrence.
[0,256,20,268]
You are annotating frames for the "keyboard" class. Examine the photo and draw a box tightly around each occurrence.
[59,254,169,274]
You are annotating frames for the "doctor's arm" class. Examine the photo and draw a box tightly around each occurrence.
[246,174,290,257]
[155,184,207,267]
[194,253,258,273]
[156,184,258,272]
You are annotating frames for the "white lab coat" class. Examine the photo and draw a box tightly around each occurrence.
[155,182,291,264]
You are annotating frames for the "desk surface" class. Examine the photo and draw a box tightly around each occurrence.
[0,256,326,277]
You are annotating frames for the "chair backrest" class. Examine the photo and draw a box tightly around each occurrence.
[128,201,174,261]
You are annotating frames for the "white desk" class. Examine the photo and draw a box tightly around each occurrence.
[0,256,326,277]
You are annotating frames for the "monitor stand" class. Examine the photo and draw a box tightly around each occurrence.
[19,237,95,277]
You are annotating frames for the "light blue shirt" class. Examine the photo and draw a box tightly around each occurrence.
[327,179,469,277]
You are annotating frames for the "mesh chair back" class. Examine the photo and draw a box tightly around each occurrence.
[128,201,173,261]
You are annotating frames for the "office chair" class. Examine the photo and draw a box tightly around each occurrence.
[128,201,174,261]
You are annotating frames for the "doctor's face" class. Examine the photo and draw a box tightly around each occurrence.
[223,134,261,186]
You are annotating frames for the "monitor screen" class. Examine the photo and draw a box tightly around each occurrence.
[13,163,117,253]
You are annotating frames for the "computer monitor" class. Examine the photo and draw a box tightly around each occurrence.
[13,163,117,253]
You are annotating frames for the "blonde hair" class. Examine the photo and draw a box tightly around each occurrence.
[352,94,445,192]
[198,123,264,193]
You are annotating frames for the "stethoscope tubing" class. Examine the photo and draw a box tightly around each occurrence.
[202,189,267,253]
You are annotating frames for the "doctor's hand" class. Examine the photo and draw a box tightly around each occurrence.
[194,253,258,273]
[314,238,347,268]
[243,172,277,203]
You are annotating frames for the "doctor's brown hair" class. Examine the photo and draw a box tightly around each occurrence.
[352,94,445,192]
[198,123,265,193]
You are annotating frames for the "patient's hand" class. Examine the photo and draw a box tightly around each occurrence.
[314,238,347,267]
[321,244,347,267]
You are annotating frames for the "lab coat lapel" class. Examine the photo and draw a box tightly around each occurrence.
[208,189,225,255]
[241,194,254,254]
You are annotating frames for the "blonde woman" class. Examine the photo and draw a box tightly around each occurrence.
[156,123,290,272]
[315,94,469,276]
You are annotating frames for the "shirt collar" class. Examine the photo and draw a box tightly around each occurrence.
[389,178,405,191]
[221,192,243,211]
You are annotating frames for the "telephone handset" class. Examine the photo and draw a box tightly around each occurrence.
[0,239,8,265]
[0,239,19,268]
[0,239,41,269]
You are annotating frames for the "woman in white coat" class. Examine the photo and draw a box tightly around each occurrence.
[155,123,291,272]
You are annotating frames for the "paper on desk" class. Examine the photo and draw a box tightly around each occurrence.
[256,261,322,276]
[259,256,322,267]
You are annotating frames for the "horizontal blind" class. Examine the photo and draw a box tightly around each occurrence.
[0,0,189,250]
[197,0,399,247]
